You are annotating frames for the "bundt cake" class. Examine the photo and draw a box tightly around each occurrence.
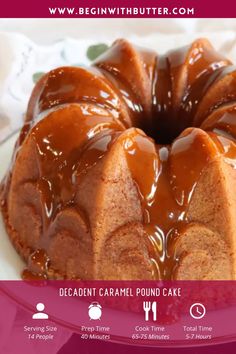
[1,38,236,280]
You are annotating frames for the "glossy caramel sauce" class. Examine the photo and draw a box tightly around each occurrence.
[22,249,49,280]
[2,39,236,280]
[32,104,123,226]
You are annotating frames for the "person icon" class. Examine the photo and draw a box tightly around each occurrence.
[32,303,49,319]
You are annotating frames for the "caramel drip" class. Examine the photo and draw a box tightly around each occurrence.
[122,127,235,279]
[169,128,220,206]
[179,67,228,125]
[97,68,143,128]
[135,45,157,81]
[2,38,236,280]
[193,65,236,126]
[151,54,173,143]
[22,249,49,280]
[93,38,155,115]
[22,110,122,279]
[37,67,120,116]
[169,39,230,89]
[22,66,128,144]
[75,130,120,182]
[209,132,236,165]
[32,104,123,231]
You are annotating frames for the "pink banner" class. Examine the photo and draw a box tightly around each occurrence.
[0,280,236,352]
[0,0,235,18]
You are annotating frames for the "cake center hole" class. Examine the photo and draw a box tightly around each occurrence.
[143,114,190,145]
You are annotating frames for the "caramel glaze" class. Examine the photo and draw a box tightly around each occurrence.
[22,249,49,280]
[2,38,236,280]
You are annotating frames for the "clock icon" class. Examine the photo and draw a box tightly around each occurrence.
[190,303,206,319]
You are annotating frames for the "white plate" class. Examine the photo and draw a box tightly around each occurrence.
[0,133,24,280]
